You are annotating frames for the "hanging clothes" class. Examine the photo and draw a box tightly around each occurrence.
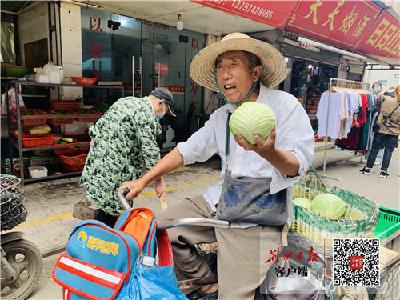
[357,94,370,126]
[336,92,374,151]
[317,91,354,139]
[344,92,360,137]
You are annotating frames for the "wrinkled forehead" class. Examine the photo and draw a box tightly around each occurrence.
[215,50,248,66]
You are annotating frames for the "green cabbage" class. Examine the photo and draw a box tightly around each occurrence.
[310,193,348,219]
[229,102,275,145]
[293,197,311,210]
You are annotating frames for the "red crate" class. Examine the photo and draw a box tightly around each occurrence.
[48,118,74,126]
[18,109,48,127]
[18,109,47,126]
[53,142,90,155]
[13,131,60,140]
[51,101,81,111]
[58,153,88,172]
[75,113,102,123]
[22,136,57,148]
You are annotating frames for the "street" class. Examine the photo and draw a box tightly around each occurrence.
[12,149,399,299]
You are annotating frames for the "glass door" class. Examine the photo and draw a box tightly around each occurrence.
[142,32,187,146]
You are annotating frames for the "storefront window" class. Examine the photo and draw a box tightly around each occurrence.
[290,59,337,114]
[141,21,205,142]
[81,8,205,146]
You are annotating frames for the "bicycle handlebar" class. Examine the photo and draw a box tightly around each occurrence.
[118,188,131,211]
[117,187,258,229]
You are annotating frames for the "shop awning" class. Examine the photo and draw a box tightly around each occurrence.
[193,0,400,65]
[82,0,399,65]
[82,0,276,35]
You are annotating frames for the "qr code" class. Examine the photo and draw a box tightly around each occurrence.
[333,238,380,287]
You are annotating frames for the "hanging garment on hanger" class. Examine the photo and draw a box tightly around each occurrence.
[336,127,361,149]
[343,92,360,138]
[317,91,345,139]
[357,94,370,126]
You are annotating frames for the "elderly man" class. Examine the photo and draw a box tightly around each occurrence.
[80,87,175,227]
[121,33,314,299]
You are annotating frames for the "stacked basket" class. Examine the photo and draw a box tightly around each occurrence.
[291,169,379,256]
[0,175,27,231]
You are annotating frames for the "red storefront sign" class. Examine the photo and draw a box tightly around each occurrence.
[357,10,400,59]
[192,0,399,61]
[286,0,381,51]
[191,0,298,29]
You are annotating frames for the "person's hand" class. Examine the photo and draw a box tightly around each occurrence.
[120,178,147,200]
[234,129,277,160]
[154,177,166,199]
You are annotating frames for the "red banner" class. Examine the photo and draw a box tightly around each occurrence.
[287,0,382,51]
[192,0,400,61]
[357,10,400,60]
[191,0,298,29]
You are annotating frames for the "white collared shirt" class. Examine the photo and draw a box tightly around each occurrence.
[177,84,315,210]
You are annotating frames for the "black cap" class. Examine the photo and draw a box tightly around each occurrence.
[150,87,176,117]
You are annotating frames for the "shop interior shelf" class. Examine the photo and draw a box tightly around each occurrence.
[13,141,90,152]
[20,94,47,98]
[24,171,82,183]
[4,80,124,184]
[19,114,101,120]
[13,81,124,89]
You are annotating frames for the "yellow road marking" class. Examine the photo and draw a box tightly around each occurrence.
[14,174,219,230]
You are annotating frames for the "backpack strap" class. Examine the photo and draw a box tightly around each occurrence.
[156,229,173,267]
[139,218,173,267]
[114,208,155,250]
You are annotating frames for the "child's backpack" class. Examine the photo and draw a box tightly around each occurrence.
[53,208,187,300]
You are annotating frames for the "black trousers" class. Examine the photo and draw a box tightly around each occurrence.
[93,209,119,227]
[366,132,398,171]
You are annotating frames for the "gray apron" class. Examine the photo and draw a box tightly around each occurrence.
[216,112,289,226]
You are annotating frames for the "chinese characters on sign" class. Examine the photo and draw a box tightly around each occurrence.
[193,0,399,60]
[359,12,400,59]
[288,0,381,47]
[89,16,102,32]
[191,0,298,29]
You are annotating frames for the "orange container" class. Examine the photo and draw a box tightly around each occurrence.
[53,142,90,155]
[71,77,98,86]
[51,101,81,111]
[19,109,48,126]
[58,153,88,172]
[48,118,74,126]
[22,136,57,148]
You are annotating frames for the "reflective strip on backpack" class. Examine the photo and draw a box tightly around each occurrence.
[58,255,124,289]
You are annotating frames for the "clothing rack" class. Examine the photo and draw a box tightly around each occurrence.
[321,78,371,179]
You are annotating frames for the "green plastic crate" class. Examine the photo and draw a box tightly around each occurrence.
[373,206,400,241]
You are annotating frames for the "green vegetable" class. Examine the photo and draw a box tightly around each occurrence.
[62,138,74,143]
[293,197,311,210]
[310,193,348,219]
[229,102,275,145]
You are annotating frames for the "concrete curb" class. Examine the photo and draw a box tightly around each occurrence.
[42,244,66,258]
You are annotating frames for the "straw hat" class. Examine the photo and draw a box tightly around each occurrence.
[190,33,287,91]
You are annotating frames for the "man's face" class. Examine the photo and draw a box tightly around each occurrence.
[215,50,260,102]
[154,99,168,116]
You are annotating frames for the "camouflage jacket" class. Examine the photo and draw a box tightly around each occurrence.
[80,96,161,215]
